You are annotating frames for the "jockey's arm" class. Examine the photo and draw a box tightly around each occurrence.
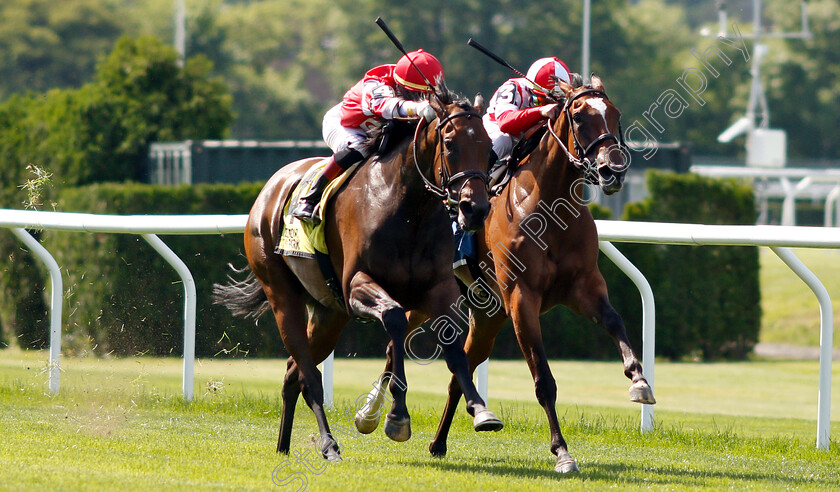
[495,106,548,136]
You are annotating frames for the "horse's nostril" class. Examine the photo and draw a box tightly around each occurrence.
[459,200,473,218]
[472,201,489,220]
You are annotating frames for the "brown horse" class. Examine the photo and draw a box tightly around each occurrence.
[213,88,503,462]
[359,75,655,472]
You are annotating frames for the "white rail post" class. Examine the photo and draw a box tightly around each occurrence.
[322,351,334,409]
[142,234,196,402]
[824,185,840,227]
[11,228,63,395]
[770,247,832,450]
[599,241,656,433]
[476,359,489,404]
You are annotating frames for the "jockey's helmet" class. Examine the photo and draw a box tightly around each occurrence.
[526,57,571,95]
[394,49,444,92]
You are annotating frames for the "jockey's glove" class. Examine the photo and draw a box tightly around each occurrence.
[403,100,436,122]
[539,103,561,121]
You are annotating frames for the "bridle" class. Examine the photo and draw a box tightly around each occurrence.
[546,88,626,185]
[412,109,490,210]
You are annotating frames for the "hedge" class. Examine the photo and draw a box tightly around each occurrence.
[11,171,760,360]
[41,182,280,357]
[488,170,759,361]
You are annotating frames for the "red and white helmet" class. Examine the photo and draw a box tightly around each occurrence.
[394,49,444,92]
[526,57,571,95]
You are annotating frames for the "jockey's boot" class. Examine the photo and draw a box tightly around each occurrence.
[290,171,331,225]
[290,149,364,224]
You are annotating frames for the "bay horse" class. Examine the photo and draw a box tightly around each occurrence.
[213,87,503,462]
[358,75,655,472]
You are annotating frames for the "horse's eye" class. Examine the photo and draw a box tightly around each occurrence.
[573,113,582,123]
[444,139,454,150]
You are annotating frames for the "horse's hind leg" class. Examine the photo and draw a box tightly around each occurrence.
[278,305,349,453]
[347,271,412,442]
[260,265,342,461]
[429,309,506,457]
[278,356,301,454]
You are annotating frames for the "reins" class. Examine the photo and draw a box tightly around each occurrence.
[412,109,490,209]
[546,88,625,185]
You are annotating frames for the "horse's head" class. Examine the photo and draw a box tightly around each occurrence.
[551,74,627,195]
[418,92,491,232]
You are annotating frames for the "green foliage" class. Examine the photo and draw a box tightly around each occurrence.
[0,35,235,350]
[490,172,760,362]
[0,0,125,99]
[0,1,836,159]
[43,182,276,357]
[618,171,760,360]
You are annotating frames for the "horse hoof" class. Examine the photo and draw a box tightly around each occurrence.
[320,441,342,462]
[384,416,411,442]
[473,409,504,432]
[554,458,580,474]
[354,409,382,434]
[323,448,342,462]
[429,441,447,458]
[629,380,656,404]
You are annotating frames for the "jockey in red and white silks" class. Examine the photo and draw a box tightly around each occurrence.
[483,57,572,161]
[293,50,444,224]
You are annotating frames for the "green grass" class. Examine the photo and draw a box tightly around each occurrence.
[2,349,839,490]
[760,247,840,347]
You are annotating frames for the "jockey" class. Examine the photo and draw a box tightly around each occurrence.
[290,49,444,224]
[483,57,572,164]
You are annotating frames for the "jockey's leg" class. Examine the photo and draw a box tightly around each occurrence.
[291,147,364,224]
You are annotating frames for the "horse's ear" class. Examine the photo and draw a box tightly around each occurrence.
[473,93,485,114]
[429,95,446,118]
[590,73,605,91]
[556,80,574,97]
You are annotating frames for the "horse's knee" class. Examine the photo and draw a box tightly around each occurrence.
[382,307,408,340]
[599,301,626,336]
[534,375,557,407]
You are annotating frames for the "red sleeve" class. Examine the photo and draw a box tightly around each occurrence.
[495,107,546,136]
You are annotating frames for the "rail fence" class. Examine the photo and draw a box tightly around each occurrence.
[0,209,834,449]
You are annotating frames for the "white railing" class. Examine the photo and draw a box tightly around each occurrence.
[0,209,834,449]
[691,165,840,226]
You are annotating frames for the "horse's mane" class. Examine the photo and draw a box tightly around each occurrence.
[365,80,473,152]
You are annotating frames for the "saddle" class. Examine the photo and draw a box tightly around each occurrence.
[274,120,416,306]
[489,125,547,196]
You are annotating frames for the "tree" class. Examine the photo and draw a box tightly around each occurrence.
[0,0,125,101]
[0,35,234,349]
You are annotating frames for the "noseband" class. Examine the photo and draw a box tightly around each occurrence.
[547,89,626,185]
[413,110,490,210]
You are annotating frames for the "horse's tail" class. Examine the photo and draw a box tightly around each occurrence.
[212,263,270,319]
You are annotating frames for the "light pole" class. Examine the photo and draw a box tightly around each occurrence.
[175,0,186,66]
[714,0,810,168]
[582,0,591,83]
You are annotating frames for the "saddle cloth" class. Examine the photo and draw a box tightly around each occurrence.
[276,159,359,258]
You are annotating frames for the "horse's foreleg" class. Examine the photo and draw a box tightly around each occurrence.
[426,280,503,434]
[574,272,655,405]
[354,342,395,434]
[347,271,411,442]
[355,310,423,435]
[593,294,655,404]
[510,286,579,473]
[429,309,506,457]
